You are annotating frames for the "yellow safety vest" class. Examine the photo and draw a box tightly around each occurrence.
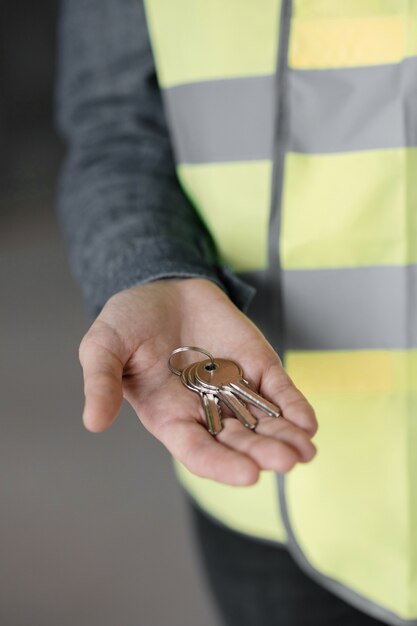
[143,1,417,622]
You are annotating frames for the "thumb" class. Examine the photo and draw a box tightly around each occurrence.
[79,330,125,433]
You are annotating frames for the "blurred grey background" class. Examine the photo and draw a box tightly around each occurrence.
[0,3,218,625]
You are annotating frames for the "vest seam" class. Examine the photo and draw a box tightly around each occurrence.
[268,0,292,276]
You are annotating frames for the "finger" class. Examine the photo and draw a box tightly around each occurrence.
[253,416,317,462]
[260,363,318,437]
[216,417,304,473]
[157,419,261,486]
[79,337,124,433]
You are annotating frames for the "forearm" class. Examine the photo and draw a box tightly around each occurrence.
[55,0,254,317]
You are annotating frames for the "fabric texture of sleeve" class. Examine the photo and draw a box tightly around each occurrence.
[55,0,255,318]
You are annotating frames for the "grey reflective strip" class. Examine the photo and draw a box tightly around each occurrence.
[290,58,417,154]
[277,474,417,626]
[163,76,274,163]
[163,56,417,163]
[282,264,417,350]
[238,264,417,351]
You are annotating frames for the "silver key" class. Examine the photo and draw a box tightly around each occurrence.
[181,363,223,435]
[168,346,282,434]
[194,358,281,418]
[215,387,258,429]
[184,362,256,431]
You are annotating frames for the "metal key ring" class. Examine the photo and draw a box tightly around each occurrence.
[168,346,215,376]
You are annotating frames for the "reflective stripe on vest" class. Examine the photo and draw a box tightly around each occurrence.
[144,0,417,622]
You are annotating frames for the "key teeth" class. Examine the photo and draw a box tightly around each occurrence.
[202,392,223,435]
[208,425,223,436]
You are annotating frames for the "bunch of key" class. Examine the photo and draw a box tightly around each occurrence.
[168,346,282,436]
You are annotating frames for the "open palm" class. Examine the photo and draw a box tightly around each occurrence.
[79,278,318,486]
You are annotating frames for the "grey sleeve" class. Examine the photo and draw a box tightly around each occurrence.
[55,0,255,318]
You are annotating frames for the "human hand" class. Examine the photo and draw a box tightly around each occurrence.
[79,278,318,486]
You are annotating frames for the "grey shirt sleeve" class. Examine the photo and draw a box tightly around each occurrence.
[55,0,255,318]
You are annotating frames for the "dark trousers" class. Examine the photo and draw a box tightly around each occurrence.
[187,498,388,626]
